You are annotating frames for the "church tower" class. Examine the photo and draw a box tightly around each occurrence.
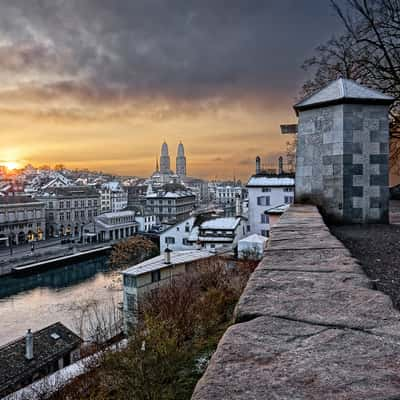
[176,141,187,177]
[160,141,171,174]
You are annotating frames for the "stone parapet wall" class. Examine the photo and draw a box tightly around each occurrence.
[192,204,400,399]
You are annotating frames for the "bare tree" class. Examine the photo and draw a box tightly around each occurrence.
[302,0,400,174]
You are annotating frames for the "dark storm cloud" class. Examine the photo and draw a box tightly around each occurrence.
[0,0,343,103]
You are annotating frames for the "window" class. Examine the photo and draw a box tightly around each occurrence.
[284,196,294,204]
[81,210,85,218]
[49,202,53,209]
[66,201,71,208]
[60,201,64,209]
[74,200,79,208]
[257,196,270,206]
[66,212,71,220]
[81,200,85,207]
[182,238,189,245]
[123,275,137,287]
[247,225,250,232]
[261,229,268,237]
[88,200,92,207]
[185,224,190,232]
[261,214,269,224]
[165,237,175,244]
[151,270,161,283]
[60,212,64,221]
[75,211,79,218]
[88,210,92,218]
[284,187,293,192]
[262,187,271,192]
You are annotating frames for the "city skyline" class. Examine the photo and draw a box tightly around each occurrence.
[0,0,343,180]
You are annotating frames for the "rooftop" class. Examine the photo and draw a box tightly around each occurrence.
[247,176,295,187]
[0,196,43,205]
[239,234,268,244]
[0,322,81,394]
[200,217,241,230]
[294,78,394,113]
[146,190,194,199]
[44,186,99,198]
[123,249,214,277]
[98,210,135,219]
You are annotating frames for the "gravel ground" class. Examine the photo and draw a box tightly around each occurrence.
[331,223,400,309]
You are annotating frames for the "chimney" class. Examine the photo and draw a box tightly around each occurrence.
[164,247,172,264]
[278,156,283,175]
[25,329,33,360]
[235,194,241,217]
[255,156,261,174]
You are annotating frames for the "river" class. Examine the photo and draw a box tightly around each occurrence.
[0,256,123,346]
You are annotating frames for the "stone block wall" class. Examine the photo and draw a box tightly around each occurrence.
[296,104,389,223]
[191,205,400,399]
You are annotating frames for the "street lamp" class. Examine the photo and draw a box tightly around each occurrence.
[8,233,13,256]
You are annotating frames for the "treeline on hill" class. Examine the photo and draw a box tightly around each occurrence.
[45,257,257,400]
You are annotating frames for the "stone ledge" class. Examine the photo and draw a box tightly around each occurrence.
[192,204,400,399]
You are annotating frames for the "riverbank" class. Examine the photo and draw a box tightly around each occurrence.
[0,240,117,277]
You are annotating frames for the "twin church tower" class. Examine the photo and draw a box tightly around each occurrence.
[157,141,187,177]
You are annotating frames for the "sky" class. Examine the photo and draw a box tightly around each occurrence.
[0,0,344,180]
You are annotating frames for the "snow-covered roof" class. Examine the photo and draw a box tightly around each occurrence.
[197,236,233,242]
[247,176,295,187]
[101,181,123,191]
[99,210,134,218]
[294,78,394,113]
[146,190,194,198]
[200,217,241,230]
[123,250,214,276]
[266,204,290,214]
[239,234,268,244]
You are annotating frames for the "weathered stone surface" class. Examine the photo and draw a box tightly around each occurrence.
[193,316,400,400]
[192,205,400,399]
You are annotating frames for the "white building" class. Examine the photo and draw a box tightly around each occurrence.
[85,210,138,242]
[122,249,215,329]
[100,182,128,213]
[238,234,268,260]
[246,174,295,237]
[134,215,157,233]
[159,216,196,253]
[214,185,243,206]
[189,216,246,251]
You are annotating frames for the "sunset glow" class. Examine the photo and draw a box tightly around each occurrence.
[2,161,20,171]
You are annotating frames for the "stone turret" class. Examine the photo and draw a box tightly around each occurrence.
[176,142,187,177]
[294,78,394,223]
[160,141,171,174]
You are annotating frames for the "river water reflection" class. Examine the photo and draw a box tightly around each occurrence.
[0,256,123,346]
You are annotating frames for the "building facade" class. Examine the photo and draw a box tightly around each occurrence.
[40,187,100,239]
[122,250,215,329]
[189,216,246,251]
[100,182,128,213]
[86,210,138,242]
[159,216,196,253]
[0,196,46,246]
[146,190,196,224]
[246,174,295,237]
